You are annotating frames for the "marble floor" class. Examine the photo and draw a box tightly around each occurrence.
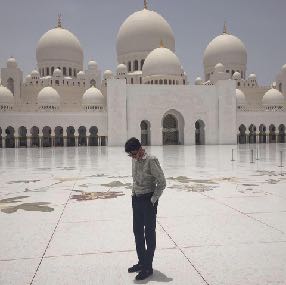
[0,144,286,285]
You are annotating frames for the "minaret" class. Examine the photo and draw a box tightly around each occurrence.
[223,21,228,34]
[57,13,62,28]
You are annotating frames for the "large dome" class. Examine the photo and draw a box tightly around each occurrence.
[143,47,182,77]
[203,27,247,79]
[116,8,175,58]
[82,86,104,105]
[262,88,284,106]
[36,24,83,68]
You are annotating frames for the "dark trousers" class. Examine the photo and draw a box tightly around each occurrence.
[132,192,158,270]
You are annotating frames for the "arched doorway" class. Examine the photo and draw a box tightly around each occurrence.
[140,120,151,146]
[238,124,246,144]
[259,124,266,143]
[278,124,285,143]
[31,126,40,147]
[18,126,27,147]
[55,126,64,147]
[249,124,256,144]
[42,126,52,147]
[195,120,205,145]
[89,126,98,146]
[269,124,276,143]
[7,78,14,94]
[162,114,178,145]
[78,126,87,146]
[67,126,75,147]
[5,126,15,148]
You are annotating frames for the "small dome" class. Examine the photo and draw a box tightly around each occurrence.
[104,70,113,79]
[0,84,14,105]
[53,68,62,77]
[116,8,175,58]
[195,77,203,85]
[262,88,284,106]
[7,57,17,68]
[25,74,32,82]
[37,87,60,106]
[281,64,286,73]
[88,60,98,70]
[214,63,225,73]
[82,86,104,105]
[31,69,39,77]
[236,89,246,105]
[142,47,182,77]
[232,72,241,80]
[77,70,85,79]
[248,74,256,79]
[117,64,127,74]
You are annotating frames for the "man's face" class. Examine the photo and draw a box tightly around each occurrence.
[128,148,140,160]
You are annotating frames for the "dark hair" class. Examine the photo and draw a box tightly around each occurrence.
[125,137,141,153]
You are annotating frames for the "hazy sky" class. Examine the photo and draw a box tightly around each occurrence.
[0,0,285,85]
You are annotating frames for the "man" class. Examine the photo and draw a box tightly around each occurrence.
[125,137,166,281]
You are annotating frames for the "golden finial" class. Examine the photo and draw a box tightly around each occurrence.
[160,39,164,48]
[57,13,62,28]
[144,0,148,9]
[223,21,228,34]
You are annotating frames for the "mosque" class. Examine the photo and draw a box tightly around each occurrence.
[0,1,286,148]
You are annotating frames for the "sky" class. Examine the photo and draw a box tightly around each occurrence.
[0,0,285,85]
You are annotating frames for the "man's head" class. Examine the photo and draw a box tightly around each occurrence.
[125,137,143,159]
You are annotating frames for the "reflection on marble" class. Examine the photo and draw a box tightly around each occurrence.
[0,144,286,284]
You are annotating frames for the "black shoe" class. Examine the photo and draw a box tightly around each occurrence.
[128,263,143,273]
[135,268,153,280]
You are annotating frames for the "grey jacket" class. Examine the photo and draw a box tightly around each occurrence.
[132,154,166,200]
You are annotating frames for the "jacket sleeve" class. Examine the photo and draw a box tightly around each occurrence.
[150,158,166,200]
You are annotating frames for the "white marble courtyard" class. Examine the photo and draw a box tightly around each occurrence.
[0,145,286,285]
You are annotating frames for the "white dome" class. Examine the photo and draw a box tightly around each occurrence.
[142,47,182,77]
[36,26,83,67]
[104,70,113,79]
[7,57,17,68]
[236,89,246,105]
[204,33,247,70]
[116,9,175,57]
[53,68,62,77]
[37,87,60,106]
[281,64,286,73]
[233,72,241,80]
[88,60,98,70]
[262,88,284,106]
[77,71,85,80]
[31,69,39,77]
[195,77,203,85]
[214,63,225,73]
[117,64,127,73]
[0,85,14,104]
[248,73,256,79]
[25,74,32,81]
[82,86,104,105]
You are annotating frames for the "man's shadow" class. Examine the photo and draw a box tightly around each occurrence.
[133,269,173,283]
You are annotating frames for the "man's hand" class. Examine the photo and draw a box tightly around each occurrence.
[151,196,158,206]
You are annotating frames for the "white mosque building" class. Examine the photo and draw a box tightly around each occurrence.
[0,2,286,148]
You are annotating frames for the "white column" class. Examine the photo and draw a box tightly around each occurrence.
[51,131,55,147]
[63,130,67,147]
[27,136,31,148]
[2,137,5,148]
[75,131,79,147]
[98,136,101,146]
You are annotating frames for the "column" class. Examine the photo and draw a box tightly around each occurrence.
[51,131,55,147]
[75,131,79,147]
[2,137,5,148]
[27,136,31,148]
[266,132,269,143]
[245,131,249,144]
[63,130,67,147]
[98,136,101,146]
[15,137,19,148]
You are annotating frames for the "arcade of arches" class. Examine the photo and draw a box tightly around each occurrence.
[238,124,286,144]
[0,126,107,148]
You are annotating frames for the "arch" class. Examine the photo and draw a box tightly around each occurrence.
[31,126,40,147]
[67,126,75,147]
[162,110,185,145]
[78,126,87,146]
[89,126,99,146]
[0,127,2,148]
[55,126,64,147]
[279,83,282,92]
[69,67,72,76]
[278,124,285,143]
[140,120,151,146]
[134,60,139,71]
[248,124,256,144]
[238,124,246,144]
[128,61,132,72]
[259,124,266,143]
[5,126,15,148]
[51,67,55,75]
[18,126,27,147]
[269,124,276,143]
[63,67,67,76]
[7,78,14,94]
[42,126,52,147]
[195,120,205,145]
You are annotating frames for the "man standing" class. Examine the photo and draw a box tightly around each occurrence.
[125,137,166,281]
